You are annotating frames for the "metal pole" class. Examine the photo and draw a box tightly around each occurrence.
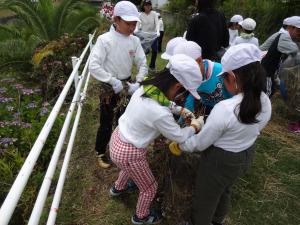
[0,32,95,225]
[46,71,91,225]
[71,56,79,88]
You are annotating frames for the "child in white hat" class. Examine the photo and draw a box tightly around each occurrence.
[173,41,232,116]
[170,43,272,225]
[109,54,204,224]
[228,14,243,46]
[232,18,259,46]
[89,1,148,168]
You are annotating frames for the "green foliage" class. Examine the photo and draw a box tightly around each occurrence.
[0,0,101,70]
[0,73,64,224]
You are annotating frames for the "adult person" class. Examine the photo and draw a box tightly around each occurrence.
[261,16,300,97]
[260,17,291,51]
[170,44,272,225]
[89,1,148,168]
[173,41,232,116]
[186,0,229,61]
[232,18,259,46]
[228,14,243,46]
[157,13,164,52]
[109,54,204,225]
[138,0,160,70]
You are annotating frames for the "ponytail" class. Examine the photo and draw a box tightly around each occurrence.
[234,62,266,124]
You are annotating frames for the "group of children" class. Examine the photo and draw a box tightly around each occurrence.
[89,1,299,224]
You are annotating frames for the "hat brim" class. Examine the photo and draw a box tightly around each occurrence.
[216,71,226,77]
[161,52,171,60]
[189,90,200,100]
[120,15,141,23]
[238,21,243,26]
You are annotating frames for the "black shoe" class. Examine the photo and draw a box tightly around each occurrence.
[109,180,138,196]
[131,209,162,224]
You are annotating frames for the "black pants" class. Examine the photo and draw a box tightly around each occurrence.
[158,31,164,52]
[191,145,254,225]
[95,94,126,155]
[149,38,158,69]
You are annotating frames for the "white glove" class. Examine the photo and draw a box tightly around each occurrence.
[190,116,204,132]
[109,77,123,94]
[169,102,195,119]
[127,82,140,95]
[156,31,160,37]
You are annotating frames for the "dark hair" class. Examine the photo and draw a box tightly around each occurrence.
[243,29,253,34]
[282,24,288,29]
[140,0,152,12]
[233,62,266,124]
[197,0,216,13]
[140,69,179,96]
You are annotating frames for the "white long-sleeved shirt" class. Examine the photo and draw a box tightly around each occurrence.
[260,29,288,51]
[138,11,159,34]
[159,18,164,31]
[118,87,195,149]
[180,93,272,153]
[232,36,259,46]
[89,27,148,83]
[229,29,238,46]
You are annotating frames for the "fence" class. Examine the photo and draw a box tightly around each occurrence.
[0,32,95,225]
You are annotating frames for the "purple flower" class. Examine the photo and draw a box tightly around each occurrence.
[22,88,34,95]
[0,137,17,148]
[40,107,49,116]
[34,88,42,93]
[0,121,31,128]
[13,112,21,119]
[0,97,14,103]
[13,83,23,89]
[6,106,14,111]
[1,78,15,83]
[0,87,7,93]
[26,102,37,109]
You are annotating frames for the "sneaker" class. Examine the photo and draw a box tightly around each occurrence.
[97,154,111,168]
[109,180,138,197]
[288,122,300,133]
[131,210,162,224]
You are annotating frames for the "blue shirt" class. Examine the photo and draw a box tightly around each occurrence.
[184,60,232,112]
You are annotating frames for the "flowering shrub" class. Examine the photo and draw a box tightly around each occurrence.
[0,74,64,224]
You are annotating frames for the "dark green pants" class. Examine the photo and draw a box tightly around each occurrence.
[191,145,254,225]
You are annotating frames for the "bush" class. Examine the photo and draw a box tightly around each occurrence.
[0,74,64,225]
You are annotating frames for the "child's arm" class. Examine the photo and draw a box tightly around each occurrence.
[89,37,114,84]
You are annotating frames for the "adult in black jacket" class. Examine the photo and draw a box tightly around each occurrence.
[186,0,229,61]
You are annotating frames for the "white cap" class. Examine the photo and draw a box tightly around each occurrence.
[218,43,261,76]
[241,18,256,31]
[113,1,140,22]
[283,16,300,28]
[161,37,187,60]
[169,54,203,100]
[230,15,243,23]
[173,41,202,60]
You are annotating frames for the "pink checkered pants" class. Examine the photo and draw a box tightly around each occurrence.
[109,128,158,219]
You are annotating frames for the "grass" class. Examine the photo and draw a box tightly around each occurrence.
[54,36,300,225]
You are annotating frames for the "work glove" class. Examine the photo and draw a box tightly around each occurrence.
[169,102,195,119]
[127,82,140,95]
[190,116,204,133]
[156,31,160,37]
[109,77,123,94]
[169,141,182,156]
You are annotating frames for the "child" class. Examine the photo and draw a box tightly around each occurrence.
[89,1,148,168]
[109,54,204,224]
[173,41,232,116]
[232,18,259,46]
[228,15,243,46]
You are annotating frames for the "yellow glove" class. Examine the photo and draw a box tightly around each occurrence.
[169,142,182,156]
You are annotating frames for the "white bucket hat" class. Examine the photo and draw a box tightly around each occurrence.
[241,18,256,31]
[230,15,243,23]
[161,37,187,60]
[173,41,202,60]
[218,43,261,76]
[169,54,203,99]
[113,1,141,22]
[283,16,300,28]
